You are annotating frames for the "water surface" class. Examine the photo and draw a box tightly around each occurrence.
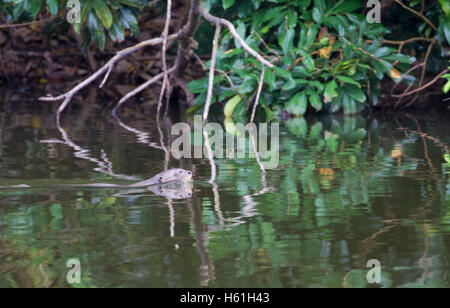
[0,99,449,288]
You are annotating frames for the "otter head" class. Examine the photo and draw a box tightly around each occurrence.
[156,168,193,184]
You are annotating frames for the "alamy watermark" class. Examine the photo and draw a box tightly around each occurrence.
[367,0,381,24]
[66,0,81,24]
[66,258,81,284]
[366,259,381,284]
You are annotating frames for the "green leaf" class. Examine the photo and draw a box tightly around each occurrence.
[120,7,140,36]
[224,95,242,117]
[312,7,321,24]
[252,0,262,9]
[286,118,308,137]
[343,95,356,115]
[444,80,450,94]
[287,92,307,116]
[336,75,361,87]
[109,23,125,42]
[222,0,235,10]
[273,67,291,80]
[307,89,322,111]
[324,80,338,102]
[26,0,41,17]
[287,8,298,28]
[46,0,58,15]
[309,122,323,139]
[119,0,141,8]
[349,128,367,142]
[187,77,208,93]
[332,0,361,13]
[325,131,339,152]
[234,20,246,49]
[264,69,277,91]
[439,0,450,16]
[93,0,113,29]
[345,84,366,103]
[88,12,106,50]
[282,28,295,55]
[444,153,450,164]
[299,49,315,71]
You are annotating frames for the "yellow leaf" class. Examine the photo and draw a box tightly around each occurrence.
[391,144,403,158]
[389,69,401,79]
[319,46,332,59]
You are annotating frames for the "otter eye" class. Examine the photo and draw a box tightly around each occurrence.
[187,171,192,175]
[159,177,163,182]
[188,193,192,197]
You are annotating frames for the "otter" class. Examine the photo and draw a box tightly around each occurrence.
[0,169,193,190]
[68,168,193,188]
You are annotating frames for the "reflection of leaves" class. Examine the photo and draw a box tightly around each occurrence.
[324,131,339,152]
[286,118,307,138]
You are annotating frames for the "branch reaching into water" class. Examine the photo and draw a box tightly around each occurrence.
[112,67,176,116]
[39,34,177,121]
[203,25,221,124]
[157,0,173,121]
[392,68,450,98]
[250,66,265,123]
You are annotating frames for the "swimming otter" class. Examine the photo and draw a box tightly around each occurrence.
[70,168,193,188]
[0,169,193,190]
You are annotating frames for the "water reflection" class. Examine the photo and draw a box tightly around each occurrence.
[0,99,449,287]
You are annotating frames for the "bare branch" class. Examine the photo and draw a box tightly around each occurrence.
[392,0,437,31]
[39,34,177,119]
[157,0,173,121]
[99,65,112,89]
[392,68,450,98]
[198,5,274,69]
[203,25,221,124]
[112,66,176,116]
[250,65,265,123]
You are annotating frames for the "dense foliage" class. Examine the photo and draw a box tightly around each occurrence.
[0,0,146,50]
[0,0,449,118]
[188,0,450,119]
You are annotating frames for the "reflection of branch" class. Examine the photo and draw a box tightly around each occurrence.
[41,119,137,180]
[405,113,437,174]
[187,197,216,286]
[203,128,224,226]
[418,192,439,284]
[112,113,163,150]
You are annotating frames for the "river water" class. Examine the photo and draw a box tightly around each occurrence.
[0,98,449,288]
